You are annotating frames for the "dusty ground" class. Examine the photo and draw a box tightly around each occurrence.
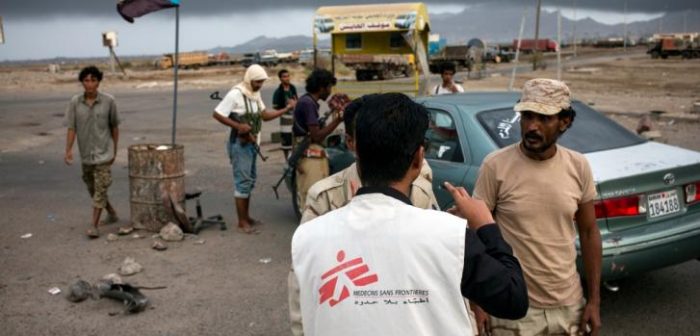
[1,50,699,335]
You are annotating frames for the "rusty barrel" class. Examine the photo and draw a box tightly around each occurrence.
[128,144,185,232]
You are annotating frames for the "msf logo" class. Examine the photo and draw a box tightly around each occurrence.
[319,250,379,307]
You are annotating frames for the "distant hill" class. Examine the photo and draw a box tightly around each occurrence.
[209,35,330,55]
[431,5,700,45]
[214,7,700,54]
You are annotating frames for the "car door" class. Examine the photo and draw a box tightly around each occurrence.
[423,104,471,209]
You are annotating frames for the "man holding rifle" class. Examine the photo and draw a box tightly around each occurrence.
[213,64,296,234]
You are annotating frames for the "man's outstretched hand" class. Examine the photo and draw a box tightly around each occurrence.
[443,182,494,230]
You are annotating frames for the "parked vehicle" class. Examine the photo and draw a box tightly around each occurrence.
[428,45,473,74]
[648,38,700,59]
[260,49,279,66]
[241,52,261,68]
[513,38,558,53]
[314,92,700,281]
[156,52,209,69]
[428,34,447,57]
[340,54,412,81]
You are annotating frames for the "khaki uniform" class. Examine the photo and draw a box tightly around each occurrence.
[295,143,330,213]
[300,160,438,223]
[490,299,585,336]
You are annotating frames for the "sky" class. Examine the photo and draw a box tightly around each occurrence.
[0,0,697,61]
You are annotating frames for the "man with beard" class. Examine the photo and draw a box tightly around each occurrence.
[292,69,346,212]
[472,79,602,336]
[213,64,296,234]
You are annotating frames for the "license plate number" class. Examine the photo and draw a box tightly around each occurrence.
[648,190,681,218]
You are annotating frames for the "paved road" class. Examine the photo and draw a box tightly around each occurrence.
[1,86,699,335]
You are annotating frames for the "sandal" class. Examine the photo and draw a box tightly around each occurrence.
[86,228,100,239]
[237,226,260,235]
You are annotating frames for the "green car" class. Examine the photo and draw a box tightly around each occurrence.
[415,92,700,281]
[289,91,700,282]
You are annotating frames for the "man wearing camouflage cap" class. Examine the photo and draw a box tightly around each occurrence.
[472,79,602,336]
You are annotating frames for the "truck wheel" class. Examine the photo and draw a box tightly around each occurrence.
[661,54,669,59]
[290,169,303,220]
[650,51,660,59]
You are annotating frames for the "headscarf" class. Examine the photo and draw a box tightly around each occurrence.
[235,64,268,105]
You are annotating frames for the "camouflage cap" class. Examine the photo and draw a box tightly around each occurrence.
[514,78,571,116]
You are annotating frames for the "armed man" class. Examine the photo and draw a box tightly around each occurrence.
[291,69,348,212]
[212,64,296,234]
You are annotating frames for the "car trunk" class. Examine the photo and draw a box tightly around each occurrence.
[586,142,700,232]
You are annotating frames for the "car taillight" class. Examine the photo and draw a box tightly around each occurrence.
[595,195,647,218]
[685,182,700,204]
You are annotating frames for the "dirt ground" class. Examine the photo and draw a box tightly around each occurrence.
[1,50,699,335]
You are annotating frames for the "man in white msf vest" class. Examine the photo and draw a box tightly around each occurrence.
[291,93,529,336]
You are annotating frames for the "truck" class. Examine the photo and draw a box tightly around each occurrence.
[512,39,558,53]
[647,38,700,59]
[157,52,209,69]
[428,45,473,74]
[428,34,447,57]
[339,54,412,81]
[260,49,279,66]
[241,52,261,68]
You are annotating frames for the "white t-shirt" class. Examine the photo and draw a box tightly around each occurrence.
[433,83,464,95]
[214,87,265,118]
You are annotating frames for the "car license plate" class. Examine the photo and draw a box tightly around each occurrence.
[648,190,681,218]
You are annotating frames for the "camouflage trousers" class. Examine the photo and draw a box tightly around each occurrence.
[81,163,112,209]
[490,299,585,336]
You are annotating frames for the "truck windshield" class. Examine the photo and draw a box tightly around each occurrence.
[476,102,645,153]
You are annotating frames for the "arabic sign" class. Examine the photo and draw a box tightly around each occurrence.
[338,21,393,32]
[315,3,428,34]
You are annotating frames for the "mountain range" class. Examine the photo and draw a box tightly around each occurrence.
[215,6,699,54]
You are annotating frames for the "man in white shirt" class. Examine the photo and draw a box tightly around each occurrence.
[212,64,296,234]
[433,62,464,95]
[291,93,528,336]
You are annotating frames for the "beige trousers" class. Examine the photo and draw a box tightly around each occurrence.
[296,155,329,212]
[490,300,585,336]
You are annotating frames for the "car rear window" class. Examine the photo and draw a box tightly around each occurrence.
[476,102,645,153]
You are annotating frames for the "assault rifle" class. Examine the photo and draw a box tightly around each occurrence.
[209,91,268,161]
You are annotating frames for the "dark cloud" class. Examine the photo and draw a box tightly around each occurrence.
[1,0,698,18]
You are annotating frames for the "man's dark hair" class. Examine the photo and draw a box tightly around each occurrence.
[441,62,456,75]
[78,66,103,82]
[278,69,289,79]
[355,93,429,187]
[305,69,337,93]
[343,94,378,136]
[557,107,577,132]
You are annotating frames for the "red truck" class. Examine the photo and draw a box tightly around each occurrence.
[512,39,558,53]
[648,38,700,59]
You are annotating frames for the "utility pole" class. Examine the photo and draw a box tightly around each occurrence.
[572,0,577,57]
[510,7,528,91]
[533,0,542,71]
[557,2,562,80]
[623,0,628,53]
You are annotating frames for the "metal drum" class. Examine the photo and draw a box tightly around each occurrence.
[128,144,185,232]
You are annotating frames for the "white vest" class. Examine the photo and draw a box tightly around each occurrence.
[292,193,473,336]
